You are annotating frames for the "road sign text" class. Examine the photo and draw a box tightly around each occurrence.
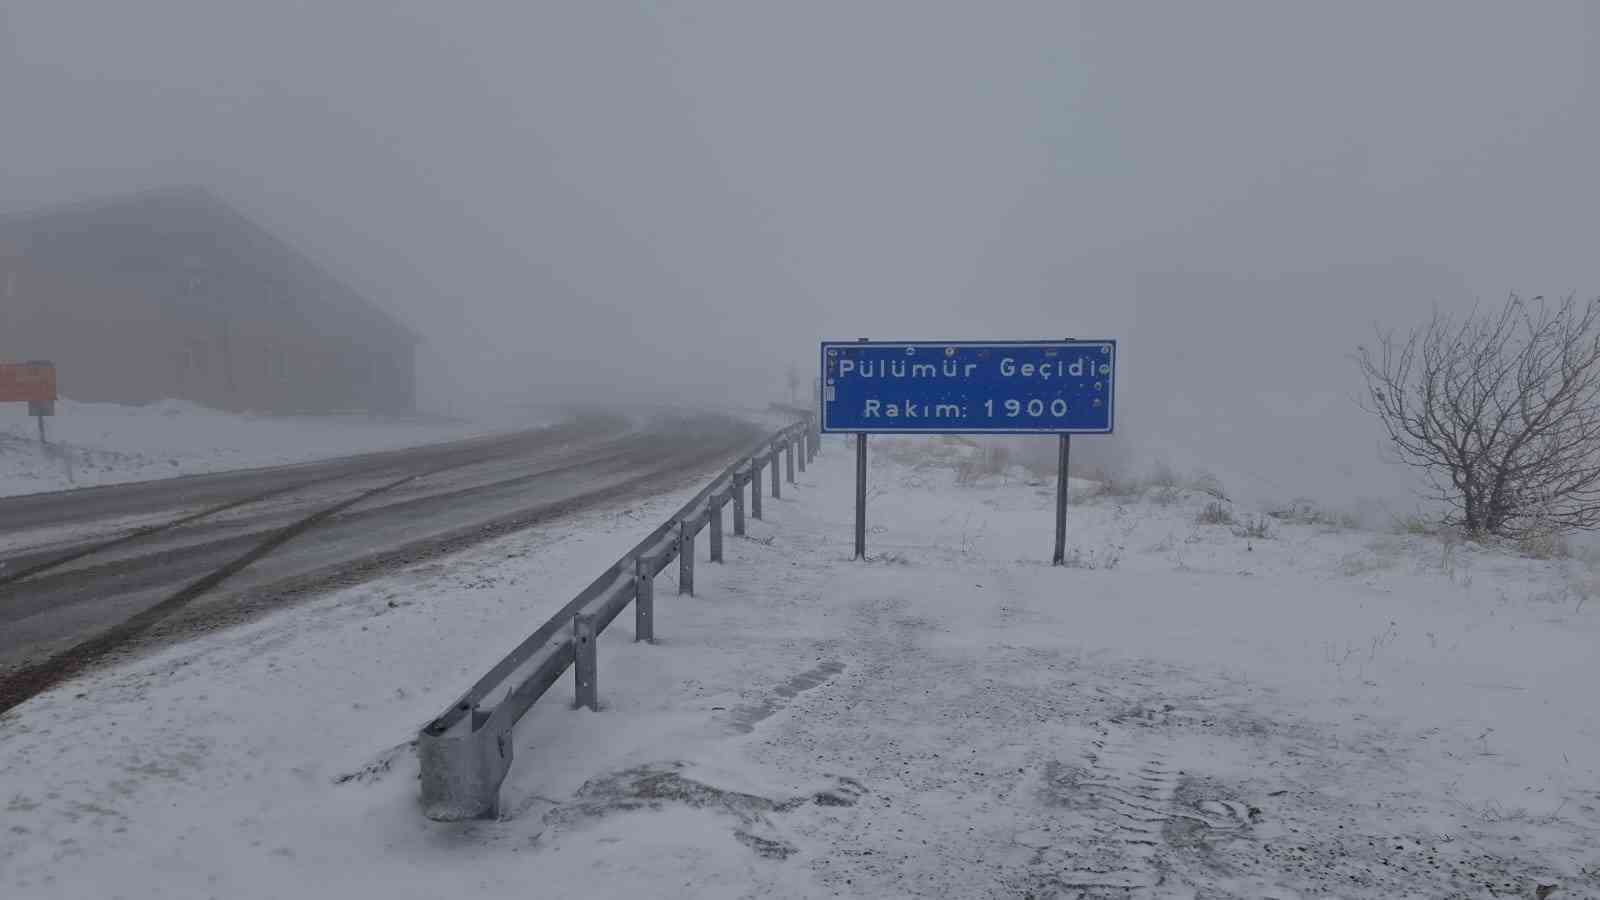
[821,341,1115,434]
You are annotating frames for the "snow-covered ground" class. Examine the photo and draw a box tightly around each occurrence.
[2,434,1597,898]
[0,398,518,497]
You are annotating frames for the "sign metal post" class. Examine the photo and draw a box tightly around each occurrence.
[854,433,867,560]
[1052,434,1071,566]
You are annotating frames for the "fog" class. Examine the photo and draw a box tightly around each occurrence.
[3,1,1596,512]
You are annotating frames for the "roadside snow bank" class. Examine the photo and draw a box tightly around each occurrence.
[1,434,1596,898]
[0,398,522,497]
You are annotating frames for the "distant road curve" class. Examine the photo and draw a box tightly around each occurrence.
[0,408,764,713]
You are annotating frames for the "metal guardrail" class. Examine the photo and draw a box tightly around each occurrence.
[417,413,820,820]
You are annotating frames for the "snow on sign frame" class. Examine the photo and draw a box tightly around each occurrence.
[820,341,1116,434]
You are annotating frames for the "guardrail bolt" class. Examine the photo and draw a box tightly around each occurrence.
[573,614,599,710]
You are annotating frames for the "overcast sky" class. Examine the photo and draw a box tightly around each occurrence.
[3,1,1595,510]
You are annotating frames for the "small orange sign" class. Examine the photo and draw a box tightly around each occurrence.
[0,361,57,404]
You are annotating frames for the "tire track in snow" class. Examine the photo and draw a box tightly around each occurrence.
[1033,731,1182,898]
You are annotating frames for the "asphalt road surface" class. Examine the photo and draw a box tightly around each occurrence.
[0,409,764,712]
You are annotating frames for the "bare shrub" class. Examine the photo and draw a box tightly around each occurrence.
[954,445,1011,485]
[1233,515,1273,540]
[1392,512,1446,536]
[1019,456,1057,483]
[1359,294,1600,539]
[1082,465,1225,506]
[1338,552,1392,578]
[1269,498,1360,530]
[1573,573,1596,612]
[1196,501,1235,526]
[1516,527,1570,560]
[1150,485,1182,507]
[1147,462,1181,490]
[988,445,1011,471]
[1084,467,1143,501]
[1059,544,1123,570]
[1436,536,1475,589]
[954,460,982,485]
[879,435,976,470]
[1190,470,1228,501]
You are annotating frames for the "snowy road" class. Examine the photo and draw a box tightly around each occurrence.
[0,410,762,710]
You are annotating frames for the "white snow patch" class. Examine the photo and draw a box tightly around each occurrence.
[1,435,1597,898]
[0,397,530,497]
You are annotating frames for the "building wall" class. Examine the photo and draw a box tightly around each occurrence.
[0,246,416,414]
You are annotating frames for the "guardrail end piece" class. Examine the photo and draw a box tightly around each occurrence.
[418,721,512,822]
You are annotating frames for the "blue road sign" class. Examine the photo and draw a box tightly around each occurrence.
[821,341,1116,434]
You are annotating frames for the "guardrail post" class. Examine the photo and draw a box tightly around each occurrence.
[787,437,797,483]
[634,558,654,643]
[678,520,695,595]
[751,459,763,520]
[797,435,806,474]
[770,446,781,499]
[733,473,747,534]
[709,497,724,562]
[574,614,598,710]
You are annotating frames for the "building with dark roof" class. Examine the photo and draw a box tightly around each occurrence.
[0,186,418,414]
